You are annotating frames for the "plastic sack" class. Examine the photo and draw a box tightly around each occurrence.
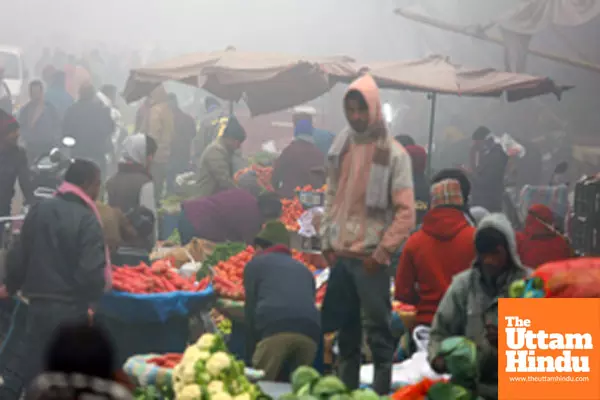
[360,326,448,387]
[495,132,526,158]
[391,377,442,400]
[534,257,600,298]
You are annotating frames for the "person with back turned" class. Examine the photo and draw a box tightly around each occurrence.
[0,159,109,399]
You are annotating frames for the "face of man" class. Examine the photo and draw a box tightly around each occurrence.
[30,84,44,103]
[223,137,242,152]
[3,129,20,147]
[344,98,369,133]
[480,246,508,277]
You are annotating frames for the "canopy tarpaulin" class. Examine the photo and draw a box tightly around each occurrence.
[122,50,356,116]
[334,55,570,176]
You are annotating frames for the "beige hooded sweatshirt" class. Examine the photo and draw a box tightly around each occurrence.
[320,74,415,265]
[142,85,175,164]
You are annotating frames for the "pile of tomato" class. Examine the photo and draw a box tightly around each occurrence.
[234,165,274,192]
[112,258,211,294]
[212,246,321,301]
[146,353,183,368]
[280,197,304,231]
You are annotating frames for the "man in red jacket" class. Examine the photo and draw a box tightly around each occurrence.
[395,169,476,338]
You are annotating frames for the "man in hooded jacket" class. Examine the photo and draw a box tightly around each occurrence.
[395,176,476,331]
[320,74,415,394]
[428,213,530,400]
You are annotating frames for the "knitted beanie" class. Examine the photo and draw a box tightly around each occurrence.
[221,116,247,142]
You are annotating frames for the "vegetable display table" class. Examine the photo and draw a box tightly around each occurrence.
[96,287,215,365]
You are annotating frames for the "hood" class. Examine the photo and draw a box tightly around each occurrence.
[120,133,147,165]
[524,203,555,237]
[405,145,427,175]
[470,206,490,225]
[345,74,382,126]
[422,207,471,241]
[476,213,523,268]
[149,85,168,105]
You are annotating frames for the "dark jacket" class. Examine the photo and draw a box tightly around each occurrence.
[0,145,33,214]
[413,173,430,226]
[0,81,12,114]
[272,137,326,198]
[471,139,508,213]
[63,98,114,162]
[18,101,61,162]
[170,107,196,174]
[182,188,262,244]
[6,193,106,305]
[243,246,321,359]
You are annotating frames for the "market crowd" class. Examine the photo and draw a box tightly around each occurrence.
[0,58,590,400]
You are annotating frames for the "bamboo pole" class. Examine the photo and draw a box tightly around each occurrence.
[394,8,600,75]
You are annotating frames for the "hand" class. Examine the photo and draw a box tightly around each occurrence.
[0,285,9,299]
[431,356,447,374]
[485,324,499,349]
[323,250,337,266]
[363,257,381,274]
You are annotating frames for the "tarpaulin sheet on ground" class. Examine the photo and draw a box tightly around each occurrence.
[97,286,214,323]
[123,50,356,116]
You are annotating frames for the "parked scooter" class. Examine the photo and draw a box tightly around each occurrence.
[30,136,76,200]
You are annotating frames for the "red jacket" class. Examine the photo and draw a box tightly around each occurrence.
[516,204,572,269]
[394,207,476,325]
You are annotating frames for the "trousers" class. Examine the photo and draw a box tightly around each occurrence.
[335,257,394,395]
[252,333,317,382]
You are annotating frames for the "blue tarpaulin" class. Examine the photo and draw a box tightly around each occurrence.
[97,286,215,323]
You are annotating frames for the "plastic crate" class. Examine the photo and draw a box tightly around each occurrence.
[574,176,600,220]
[571,216,600,256]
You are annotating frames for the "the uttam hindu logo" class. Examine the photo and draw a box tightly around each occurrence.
[504,315,592,373]
[499,298,600,400]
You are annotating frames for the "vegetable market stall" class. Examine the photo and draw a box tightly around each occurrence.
[96,260,215,365]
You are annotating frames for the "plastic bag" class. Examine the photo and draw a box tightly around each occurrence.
[391,378,442,400]
[495,133,526,158]
[534,258,600,298]
[298,207,324,237]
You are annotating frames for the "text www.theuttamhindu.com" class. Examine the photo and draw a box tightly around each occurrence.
[508,376,590,383]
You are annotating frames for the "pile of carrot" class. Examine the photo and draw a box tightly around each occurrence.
[146,353,182,368]
[212,246,320,301]
[112,258,211,294]
[234,165,274,192]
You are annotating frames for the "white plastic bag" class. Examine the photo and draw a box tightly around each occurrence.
[496,133,526,158]
[359,325,449,386]
[298,207,324,237]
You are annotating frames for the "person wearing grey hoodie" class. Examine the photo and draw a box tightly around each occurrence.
[428,213,530,400]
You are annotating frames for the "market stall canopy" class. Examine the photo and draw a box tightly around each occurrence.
[122,50,356,116]
[335,54,570,101]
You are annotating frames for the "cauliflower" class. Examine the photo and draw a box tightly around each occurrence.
[182,346,203,364]
[182,362,197,384]
[234,393,251,400]
[198,351,211,361]
[206,351,232,377]
[177,384,202,400]
[196,333,217,350]
[211,392,233,400]
[207,380,225,394]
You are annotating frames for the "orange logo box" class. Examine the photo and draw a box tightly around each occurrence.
[499,298,600,400]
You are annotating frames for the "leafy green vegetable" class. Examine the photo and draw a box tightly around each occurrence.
[350,389,379,400]
[166,229,181,246]
[312,376,347,397]
[291,366,320,393]
[426,382,476,400]
[439,337,479,391]
[203,242,246,269]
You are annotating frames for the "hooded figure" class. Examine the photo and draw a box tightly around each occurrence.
[320,74,414,395]
[404,144,429,225]
[516,203,572,268]
[395,178,476,328]
[106,133,157,248]
[272,117,326,198]
[140,85,175,199]
[428,213,530,400]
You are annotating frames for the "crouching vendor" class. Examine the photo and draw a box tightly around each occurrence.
[243,221,321,381]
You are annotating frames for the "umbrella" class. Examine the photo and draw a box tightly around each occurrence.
[122,49,356,116]
[334,55,571,177]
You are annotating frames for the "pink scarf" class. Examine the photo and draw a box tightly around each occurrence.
[57,182,112,291]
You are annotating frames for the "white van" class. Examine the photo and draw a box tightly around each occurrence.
[0,45,27,107]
